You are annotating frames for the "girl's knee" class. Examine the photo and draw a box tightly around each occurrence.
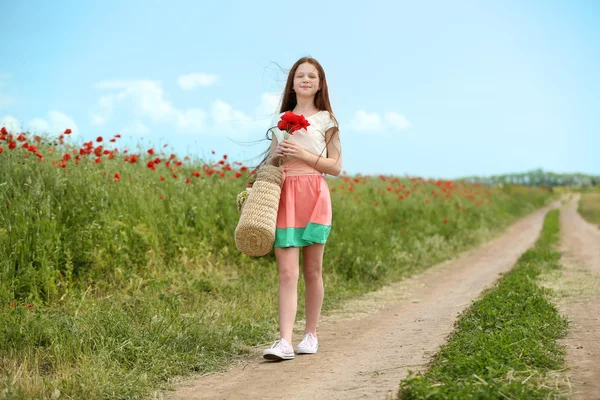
[279,266,299,283]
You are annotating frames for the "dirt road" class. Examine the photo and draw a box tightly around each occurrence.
[166,202,558,400]
[554,196,600,399]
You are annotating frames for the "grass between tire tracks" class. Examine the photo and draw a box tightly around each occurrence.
[399,209,569,399]
[578,191,600,227]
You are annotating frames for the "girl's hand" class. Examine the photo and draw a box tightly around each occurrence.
[280,139,306,161]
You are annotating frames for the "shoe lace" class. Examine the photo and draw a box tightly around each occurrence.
[301,333,316,347]
[271,339,290,351]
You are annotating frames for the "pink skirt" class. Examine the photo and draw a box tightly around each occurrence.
[274,159,332,248]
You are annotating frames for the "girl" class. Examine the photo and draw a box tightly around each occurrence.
[261,57,342,361]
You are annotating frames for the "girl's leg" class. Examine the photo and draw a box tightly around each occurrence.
[301,243,325,336]
[274,247,300,344]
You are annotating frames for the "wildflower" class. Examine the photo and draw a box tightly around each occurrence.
[0,127,7,135]
[114,173,121,182]
[147,160,156,171]
[160,176,165,181]
[8,142,16,150]
[185,178,191,184]
[95,157,102,164]
[64,128,72,134]
[235,171,242,178]
[147,148,154,155]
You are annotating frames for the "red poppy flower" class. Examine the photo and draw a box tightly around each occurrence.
[36,152,43,159]
[278,111,310,134]
[0,127,7,135]
[103,150,110,155]
[192,171,201,177]
[114,173,121,181]
[97,136,103,142]
[444,219,448,224]
[34,135,41,142]
[95,157,102,164]
[0,147,3,154]
[153,157,161,164]
[147,148,154,155]
[172,173,177,179]
[17,134,26,142]
[115,134,121,138]
[8,142,16,150]
[110,138,116,143]
[64,128,72,134]
[147,160,156,171]
[185,178,191,184]
[235,171,242,178]
[160,176,165,181]
[240,166,248,171]
[175,161,182,166]
[129,154,138,163]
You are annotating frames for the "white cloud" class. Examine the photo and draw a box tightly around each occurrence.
[177,73,218,90]
[255,92,281,119]
[28,118,51,133]
[385,112,411,130]
[349,110,384,131]
[1,111,78,136]
[122,120,149,135]
[0,115,21,133]
[92,78,278,138]
[348,110,411,133]
[92,79,206,134]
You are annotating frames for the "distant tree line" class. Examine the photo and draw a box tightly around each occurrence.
[460,169,600,188]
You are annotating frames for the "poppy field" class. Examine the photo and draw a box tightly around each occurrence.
[0,126,553,399]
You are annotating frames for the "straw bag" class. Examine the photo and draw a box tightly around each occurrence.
[235,164,284,256]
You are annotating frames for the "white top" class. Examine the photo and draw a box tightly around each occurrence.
[272,110,337,158]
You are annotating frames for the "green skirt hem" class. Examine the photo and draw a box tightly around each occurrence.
[274,223,331,248]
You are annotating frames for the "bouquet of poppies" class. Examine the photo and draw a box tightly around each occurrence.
[277,111,310,139]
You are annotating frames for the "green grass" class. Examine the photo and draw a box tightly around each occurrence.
[578,191,600,227]
[0,133,554,399]
[398,209,568,399]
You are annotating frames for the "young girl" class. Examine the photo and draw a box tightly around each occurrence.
[261,57,342,361]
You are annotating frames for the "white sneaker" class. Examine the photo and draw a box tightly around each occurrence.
[263,338,295,361]
[296,333,318,354]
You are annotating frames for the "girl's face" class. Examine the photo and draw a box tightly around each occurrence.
[293,62,320,98]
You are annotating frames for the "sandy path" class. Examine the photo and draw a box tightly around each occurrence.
[166,202,557,400]
[555,196,600,399]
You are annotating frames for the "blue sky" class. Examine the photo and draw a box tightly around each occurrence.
[1,0,598,178]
